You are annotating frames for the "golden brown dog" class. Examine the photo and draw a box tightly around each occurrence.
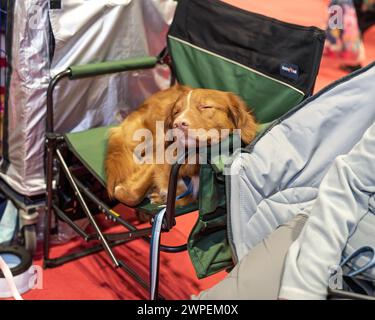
[105,85,257,207]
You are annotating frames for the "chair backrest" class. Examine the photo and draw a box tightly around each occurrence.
[168,0,326,124]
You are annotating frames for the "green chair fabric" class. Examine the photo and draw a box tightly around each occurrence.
[65,126,111,186]
[168,35,305,124]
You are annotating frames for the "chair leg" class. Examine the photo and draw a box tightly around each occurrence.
[43,135,55,264]
[149,208,167,300]
[55,149,120,267]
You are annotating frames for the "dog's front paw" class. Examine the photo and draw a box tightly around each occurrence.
[148,190,167,205]
[114,185,142,207]
[114,185,127,202]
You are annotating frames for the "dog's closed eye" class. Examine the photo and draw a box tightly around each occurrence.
[199,105,214,110]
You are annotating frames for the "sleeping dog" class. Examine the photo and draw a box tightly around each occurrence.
[105,85,257,207]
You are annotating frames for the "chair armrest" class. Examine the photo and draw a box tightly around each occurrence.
[69,56,158,79]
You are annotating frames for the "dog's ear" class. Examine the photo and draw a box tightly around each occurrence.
[227,93,258,145]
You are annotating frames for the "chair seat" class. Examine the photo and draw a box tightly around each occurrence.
[64,126,198,215]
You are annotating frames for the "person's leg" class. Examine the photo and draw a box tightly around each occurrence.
[325,0,366,73]
[193,214,308,300]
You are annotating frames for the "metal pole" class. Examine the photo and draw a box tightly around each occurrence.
[46,70,71,133]
[44,70,71,263]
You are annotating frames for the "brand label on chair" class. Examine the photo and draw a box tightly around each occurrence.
[280,63,300,81]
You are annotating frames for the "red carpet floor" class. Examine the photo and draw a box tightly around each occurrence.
[15,0,375,300]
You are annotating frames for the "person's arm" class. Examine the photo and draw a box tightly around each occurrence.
[279,123,375,300]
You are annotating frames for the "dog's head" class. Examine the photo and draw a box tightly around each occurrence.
[166,88,257,148]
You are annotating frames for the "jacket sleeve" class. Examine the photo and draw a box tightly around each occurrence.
[279,123,375,300]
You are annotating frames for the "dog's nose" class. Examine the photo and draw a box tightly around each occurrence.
[173,119,189,129]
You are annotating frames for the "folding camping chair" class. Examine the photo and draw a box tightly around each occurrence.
[43,0,325,300]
